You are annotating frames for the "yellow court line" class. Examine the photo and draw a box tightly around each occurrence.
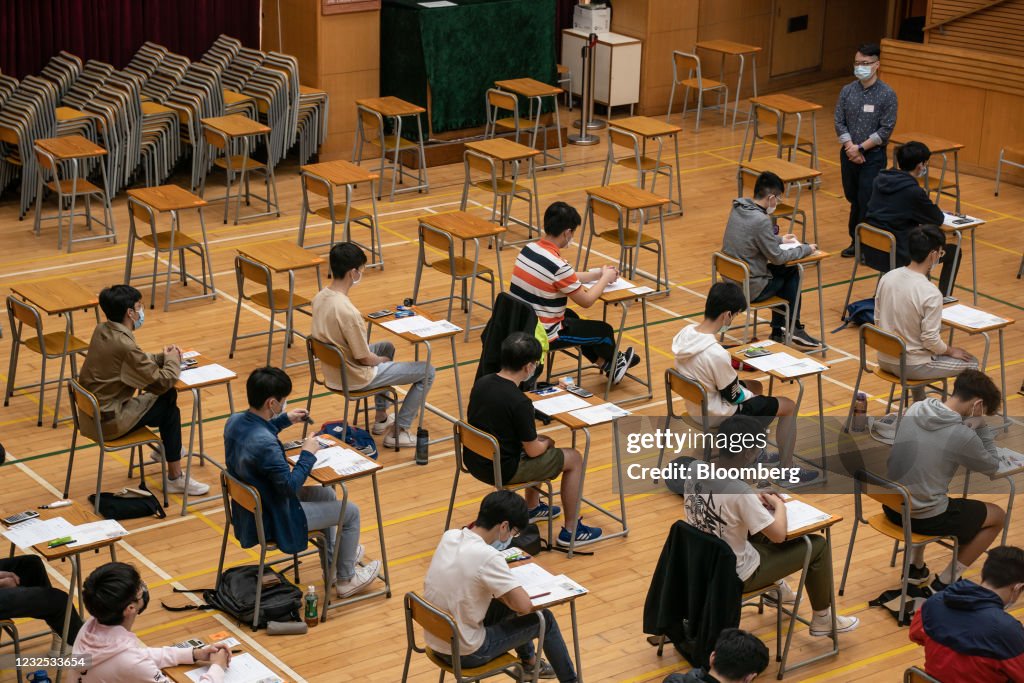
[136,611,214,638]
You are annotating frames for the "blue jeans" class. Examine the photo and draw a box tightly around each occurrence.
[298,486,360,580]
[359,341,435,431]
[445,600,578,683]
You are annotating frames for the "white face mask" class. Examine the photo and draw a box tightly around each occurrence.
[272,398,288,419]
[351,270,363,287]
[132,307,145,330]
[765,196,778,215]
[854,64,874,81]
[719,314,733,335]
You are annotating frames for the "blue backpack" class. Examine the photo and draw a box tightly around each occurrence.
[317,420,379,460]
[833,297,875,333]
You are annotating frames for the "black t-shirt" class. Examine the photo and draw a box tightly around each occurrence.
[464,373,537,484]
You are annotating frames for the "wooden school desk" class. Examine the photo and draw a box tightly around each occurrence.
[741,94,822,170]
[941,304,1014,430]
[789,249,832,358]
[200,114,279,224]
[941,211,985,304]
[298,159,383,267]
[604,116,684,218]
[354,96,430,201]
[463,137,541,242]
[494,77,565,170]
[695,40,762,128]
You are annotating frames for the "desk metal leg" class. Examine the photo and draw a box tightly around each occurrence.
[969,227,978,305]
[322,476,389,620]
[777,535,812,678]
[570,600,584,683]
[450,335,464,421]
[731,54,744,129]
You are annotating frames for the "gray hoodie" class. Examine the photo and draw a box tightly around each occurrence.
[721,197,812,300]
[887,398,1000,518]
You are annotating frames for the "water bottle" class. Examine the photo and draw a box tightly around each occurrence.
[27,672,51,683]
[303,585,319,627]
[415,428,429,465]
[852,392,868,432]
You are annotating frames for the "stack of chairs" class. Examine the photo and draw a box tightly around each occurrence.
[40,53,101,153]
[166,62,227,190]
[124,42,167,84]
[265,51,327,165]
[0,76,57,217]
[0,73,20,195]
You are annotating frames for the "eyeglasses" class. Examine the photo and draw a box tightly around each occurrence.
[854,59,878,67]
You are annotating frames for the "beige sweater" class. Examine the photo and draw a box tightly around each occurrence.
[874,267,947,366]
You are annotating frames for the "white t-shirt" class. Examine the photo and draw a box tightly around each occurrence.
[423,528,521,655]
[682,479,774,581]
[671,325,739,417]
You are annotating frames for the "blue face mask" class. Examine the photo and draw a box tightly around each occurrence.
[490,525,514,552]
[133,307,145,330]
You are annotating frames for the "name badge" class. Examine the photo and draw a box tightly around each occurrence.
[863,104,875,113]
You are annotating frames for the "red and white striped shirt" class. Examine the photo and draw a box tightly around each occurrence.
[509,239,581,340]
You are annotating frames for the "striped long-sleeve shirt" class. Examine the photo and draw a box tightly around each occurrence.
[509,239,581,340]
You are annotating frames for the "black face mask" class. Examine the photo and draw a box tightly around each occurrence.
[138,586,150,615]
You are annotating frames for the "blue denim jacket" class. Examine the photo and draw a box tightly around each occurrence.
[223,411,316,555]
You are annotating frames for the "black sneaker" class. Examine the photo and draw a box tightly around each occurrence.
[841,245,856,258]
[755,449,780,464]
[930,576,949,593]
[611,347,638,385]
[522,659,556,679]
[769,330,787,344]
[791,327,822,349]
[904,563,930,586]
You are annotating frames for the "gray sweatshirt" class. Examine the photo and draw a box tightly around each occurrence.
[721,198,812,300]
[887,398,1000,518]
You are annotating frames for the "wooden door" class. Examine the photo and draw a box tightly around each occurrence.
[770,0,826,77]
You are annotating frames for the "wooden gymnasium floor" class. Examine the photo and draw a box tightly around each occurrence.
[0,77,1022,682]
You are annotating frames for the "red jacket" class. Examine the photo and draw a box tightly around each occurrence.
[909,580,1024,682]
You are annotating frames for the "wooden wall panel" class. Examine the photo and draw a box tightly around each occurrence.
[881,37,1024,177]
[926,0,1024,58]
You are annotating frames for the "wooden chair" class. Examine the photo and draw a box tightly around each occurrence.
[904,665,944,682]
[484,88,522,143]
[711,251,792,344]
[601,127,674,203]
[124,196,211,312]
[666,51,727,131]
[303,337,400,450]
[840,470,958,626]
[578,192,665,294]
[63,379,169,514]
[353,105,425,202]
[663,368,715,463]
[445,421,555,549]
[0,619,23,680]
[297,170,382,267]
[412,221,495,341]
[556,64,572,110]
[401,591,533,682]
[33,144,116,252]
[215,470,329,630]
[199,125,278,225]
[743,102,803,163]
[994,144,1024,197]
[844,324,952,434]
[4,295,88,427]
[842,223,896,315]
[460,149,536,242]
[228,255,311,367]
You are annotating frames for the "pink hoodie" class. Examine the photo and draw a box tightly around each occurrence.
[70,618,224,683]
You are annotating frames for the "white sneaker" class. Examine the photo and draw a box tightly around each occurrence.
[335,560,380,598]
[354,544,365,565]
[48,634,65,658]
[774,580,797,605]
[383,428,416,448]
[371,414,395,435]
[810,613,860,636]
[166,475,210,496]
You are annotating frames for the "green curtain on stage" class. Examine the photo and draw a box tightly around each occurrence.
[381,0,557,134]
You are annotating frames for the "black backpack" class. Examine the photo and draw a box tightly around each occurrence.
[164,566,302,629]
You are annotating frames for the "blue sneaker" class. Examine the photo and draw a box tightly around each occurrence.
[528,502,562,524]
[755,449,780,464]
[557,519,603,547]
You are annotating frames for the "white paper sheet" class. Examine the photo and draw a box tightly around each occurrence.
[408,320,462,338]
[532,394,592,415]
[2,517,75,547]
[179,364,236,386]
[68,520,128,547]
[630,285,655,295]
[567,402,630,425]
[289,446,376,477]
[185,653,282,683]
[943,212,983,227]
[778,241,802,251]
[510,564,588,606]
[589,278,635,292]
[785,500,831,533]
[379,315,433,334]
[942,304,1007,329]
[742,352,801,373]
[181,350,200,359]
[996,448,1024,475]
[775,358,827,378]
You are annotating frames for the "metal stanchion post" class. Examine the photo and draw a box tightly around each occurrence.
[569,32,603,145]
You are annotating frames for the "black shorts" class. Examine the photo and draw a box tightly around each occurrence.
[736,395,780,417]
[883,497,989,545]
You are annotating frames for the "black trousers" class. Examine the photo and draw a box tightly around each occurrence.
[754,265,802,333]
[840,146,887,239]
[549,309,617,364]
[0,555,83,644]
[130,388,182,462]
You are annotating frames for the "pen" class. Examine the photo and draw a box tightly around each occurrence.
[529,592,551,600]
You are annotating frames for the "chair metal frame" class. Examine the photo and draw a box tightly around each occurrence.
[353,104,428,202]
[215,469,330,631]
[666,51,728,131]
[711,251,793,345]
[842,223,896,315]
[64,378,170,514]
[601,127,676,211]
[0,619,23,681]
[459,149,538,245]
[33,144,116,253]
[297,169,383,268]
[903,665,943,683]
[401,591,536,683]
[839,470,959,626]
[445,421,556,550]
[662,368,715,463]
[577,192,667,293]
[228,255,312,368]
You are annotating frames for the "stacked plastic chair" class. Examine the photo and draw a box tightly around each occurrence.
[0,76,57,217]
[265,52,327,165]
[0,73,20,194]
[166,62,226,190]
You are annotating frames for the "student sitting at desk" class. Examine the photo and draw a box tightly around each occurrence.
[864,140,961,294]
[71,561,230,682]
[509,200,640,385]
[672,282,815,483]
[910,545,1024,682]
[886,369,1005,592]
[682,415,859,636]
[78,284,209,496]
[0,554,81,655]
[311,242,435,449]
[875,226,977,402]
[663,628,769,683]
[425,490,578,682]
[224,367,379,599]
[721,170,819,349]
[466,331,600,547]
